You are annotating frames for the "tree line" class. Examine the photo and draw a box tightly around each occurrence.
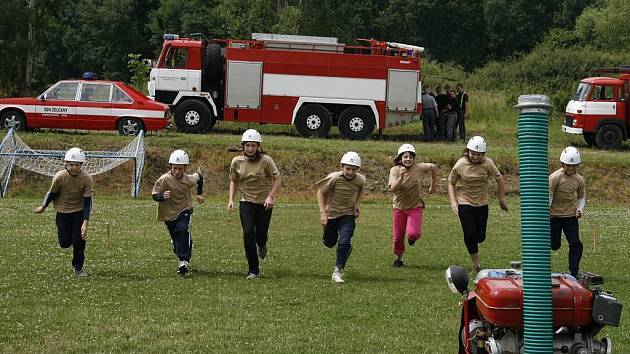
[2,0,627,98]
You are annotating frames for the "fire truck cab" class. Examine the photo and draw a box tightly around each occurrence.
[148,33,424,139]
[563,66,630,149]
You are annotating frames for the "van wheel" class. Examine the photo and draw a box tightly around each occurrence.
[1,110,26,131]
[174,100,212,133]
[583,133,596,146]
[338,106,375,140]
[295,104,331,138]
[117,118,144,136]
[595,124,623,149]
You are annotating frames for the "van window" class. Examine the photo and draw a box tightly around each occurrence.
[574,83,590,101]
[591,85,614,101]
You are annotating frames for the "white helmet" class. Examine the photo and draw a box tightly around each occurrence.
[467,136,487,153]
[169,149,190,165]
[241,129,262,143]
[64,147,86,163]
[397,143,416,157]
[560,146,581,165]
[340,151,361,168]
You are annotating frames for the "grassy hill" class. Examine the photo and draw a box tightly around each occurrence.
[3,89,628,204]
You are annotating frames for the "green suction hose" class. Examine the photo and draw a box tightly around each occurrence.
[515,95,553,353]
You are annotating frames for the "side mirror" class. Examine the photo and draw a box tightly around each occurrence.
[445,266,469,294]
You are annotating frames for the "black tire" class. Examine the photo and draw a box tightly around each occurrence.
[595,124,623,150]
[0,110,26,131]
[117,117,144,136]
[203,44,223,84]
[583,132,596,146]
[338,106,375,140]
[294,104,332,138]
[174,100,213,134]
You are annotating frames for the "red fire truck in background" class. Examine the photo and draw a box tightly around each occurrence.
[148,33,424,139]
[563,66,630,149]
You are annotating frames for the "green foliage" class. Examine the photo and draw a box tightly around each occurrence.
[575,0,630,51]
[127,54,151,94]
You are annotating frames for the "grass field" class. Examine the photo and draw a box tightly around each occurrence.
[1,196,628,353]
[1,87,629,352]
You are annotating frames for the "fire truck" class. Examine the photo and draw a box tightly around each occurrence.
[148,33,424,139]
[563,66,630,149]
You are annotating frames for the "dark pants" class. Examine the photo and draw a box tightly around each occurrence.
[550,217,582,276]
[457,110,466,140]
[56,211,86,270]
[436,111,447,140]
[239,202,273,275]
[165,210,193,262]
[457,204,489,255]
[446,112,458,141]
[322,215,356,268]
[422,109,436,142]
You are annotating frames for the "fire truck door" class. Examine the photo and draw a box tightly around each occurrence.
[585,85,616,116]
[226,61,262,121]
[386,69,419,112]
[156,47,194,93]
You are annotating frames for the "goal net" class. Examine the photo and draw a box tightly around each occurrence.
[0,128,145,197]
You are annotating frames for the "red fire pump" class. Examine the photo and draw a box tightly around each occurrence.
[445,263,623,354]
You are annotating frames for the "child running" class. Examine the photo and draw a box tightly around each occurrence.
[35,147,93,277]
[316,151,365,283]
[448,136,508,276]
[152,149,204,276]
[549,146,586,277]
[388,144,438,267]
[228,129,282,280]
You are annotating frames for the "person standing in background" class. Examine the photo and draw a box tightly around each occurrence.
[456,83,469,141]
[421,88,438,142]
[435,86,448,141]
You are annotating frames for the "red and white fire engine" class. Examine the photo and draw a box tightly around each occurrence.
[563,66,630,149]
[148,33,424,139]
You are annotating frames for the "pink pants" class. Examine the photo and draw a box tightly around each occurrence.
[392,207,424,256]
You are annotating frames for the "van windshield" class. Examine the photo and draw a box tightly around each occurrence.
[574,82,591,101]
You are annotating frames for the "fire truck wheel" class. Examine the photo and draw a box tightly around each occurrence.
[203,44,223,84]
[295,104,331,138]
[338,106,375,140]
[583,133,596,146]
[174,100,212,134]
[595,124,623,150]
[117,118,144,136]
[1,110,26,131]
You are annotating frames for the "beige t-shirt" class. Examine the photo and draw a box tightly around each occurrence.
[49,169,93,213]
[389,163,435,210]
[152,172,200,221]
[549,168,585,218]
[315,171,366,219]
[448,156,501,207]
[230,154,280,205]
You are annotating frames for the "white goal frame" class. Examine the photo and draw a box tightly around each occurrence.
[0,128,145,197]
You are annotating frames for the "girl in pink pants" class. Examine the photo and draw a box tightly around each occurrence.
[388,144,438,267]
